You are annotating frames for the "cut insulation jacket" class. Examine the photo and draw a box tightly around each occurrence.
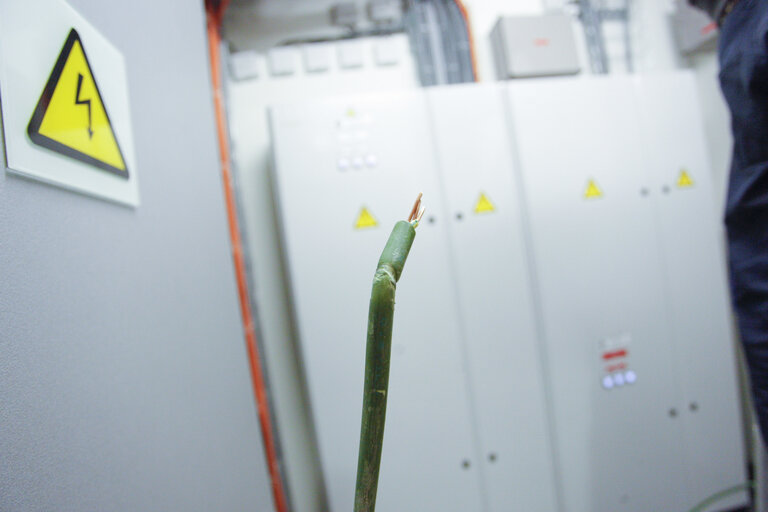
[354,195,423,512]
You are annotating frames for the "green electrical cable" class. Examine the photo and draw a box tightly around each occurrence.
[685,481,754,512]
[354,194,425,512]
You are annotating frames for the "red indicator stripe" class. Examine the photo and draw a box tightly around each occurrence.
[606,363,627,373]
[701,22,717,36]
[602,349,628,360]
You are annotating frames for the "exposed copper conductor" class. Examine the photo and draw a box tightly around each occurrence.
[408,193,424,222]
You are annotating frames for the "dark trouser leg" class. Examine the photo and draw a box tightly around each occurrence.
[719,0,768,443]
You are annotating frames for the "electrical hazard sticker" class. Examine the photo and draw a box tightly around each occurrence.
[676,169,694,188]
[474,193,495,214]
[354,207,378,229]
[584,179,603,199]
[27,29,128,178]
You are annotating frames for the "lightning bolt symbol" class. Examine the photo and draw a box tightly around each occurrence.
[75,73,93,139]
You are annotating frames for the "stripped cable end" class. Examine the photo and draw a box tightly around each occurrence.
[408,193,425,227]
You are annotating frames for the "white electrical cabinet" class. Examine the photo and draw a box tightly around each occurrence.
[269,73,747,512]
[427,85,560,512]
[269,92,485,512]
[634,75,746,510]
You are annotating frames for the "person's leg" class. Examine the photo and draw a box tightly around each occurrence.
[719,0,768,442]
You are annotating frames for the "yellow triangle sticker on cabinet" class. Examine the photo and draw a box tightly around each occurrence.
[474,193,496,214]
[27,29,128,178]
[677,170,694,188]
[355,207,378,229]
[584,179,603,199]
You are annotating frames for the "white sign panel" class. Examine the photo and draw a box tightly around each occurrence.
[0,0,139,206]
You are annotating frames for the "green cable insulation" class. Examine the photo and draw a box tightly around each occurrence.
[354,220,418,512]
[686,481,754,512]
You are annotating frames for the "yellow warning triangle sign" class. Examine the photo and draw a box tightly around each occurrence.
[677,169,694,188]
[474,193,495,214]
[584,179,603,199]
[354,207,378,229]
[27,29,128,178]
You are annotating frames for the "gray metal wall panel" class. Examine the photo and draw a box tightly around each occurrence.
[0,1,275,511]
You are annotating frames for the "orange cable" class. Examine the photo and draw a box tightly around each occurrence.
[205,3,290,512]
[455,0,479,81]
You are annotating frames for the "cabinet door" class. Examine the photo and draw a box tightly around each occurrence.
[507,77,688,512]
[270,91,484,512]
[634,73,748,510]
[427,84,559,512]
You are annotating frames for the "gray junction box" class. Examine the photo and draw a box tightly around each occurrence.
[671,0,719,54]
[490,14,580,79]
[269,73,747,512]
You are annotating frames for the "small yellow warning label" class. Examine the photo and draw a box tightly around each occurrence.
[677,170,694,188]
[584,179,603,199]
[355,207,378,229]
[27,29,128,178]
[474,193,495,214]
